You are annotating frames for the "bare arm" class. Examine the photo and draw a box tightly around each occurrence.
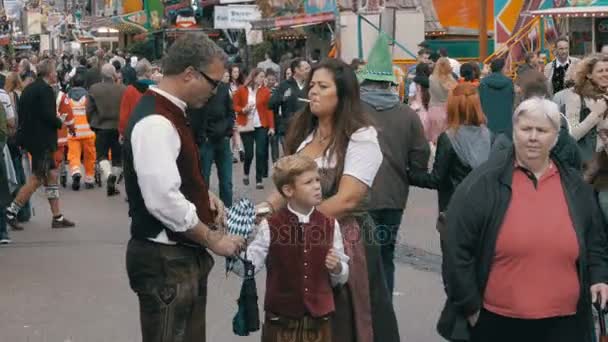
[317,175,368,219]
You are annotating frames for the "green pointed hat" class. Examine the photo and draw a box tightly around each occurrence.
[358,34,397,84]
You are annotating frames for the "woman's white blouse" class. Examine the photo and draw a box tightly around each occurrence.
[296,126,383,187]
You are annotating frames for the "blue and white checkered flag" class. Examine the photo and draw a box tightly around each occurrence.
[225,198,256,275]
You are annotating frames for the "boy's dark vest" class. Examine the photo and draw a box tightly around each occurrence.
[123,90,213,245]
[265,207,336,318]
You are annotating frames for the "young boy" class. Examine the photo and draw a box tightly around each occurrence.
[239,154,349,342]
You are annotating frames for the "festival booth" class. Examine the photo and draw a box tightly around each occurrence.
[527,1,608,56]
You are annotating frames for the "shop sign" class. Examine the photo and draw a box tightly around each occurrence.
[214,5,261,29]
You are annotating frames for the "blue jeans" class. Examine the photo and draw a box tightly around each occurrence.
[199,137,233,207]
[369,208,404,298]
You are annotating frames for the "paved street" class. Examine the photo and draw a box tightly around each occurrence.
[0,164,446,342]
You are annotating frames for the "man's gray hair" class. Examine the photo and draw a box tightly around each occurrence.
[37,59,55,79]
[135,58,152,78]
[101,63,116,80]
[88,56,98,68]
[513,97,561,130]
[162,33,227,76]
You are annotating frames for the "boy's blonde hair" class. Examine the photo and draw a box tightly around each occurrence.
[272,155,318,196]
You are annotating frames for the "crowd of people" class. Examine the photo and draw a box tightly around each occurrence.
[0,49,161,241]
[4,30,608,342]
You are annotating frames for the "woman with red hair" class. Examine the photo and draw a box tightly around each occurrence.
[409,82,491,294]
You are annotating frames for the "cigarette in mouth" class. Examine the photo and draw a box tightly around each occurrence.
[298,98,311,103]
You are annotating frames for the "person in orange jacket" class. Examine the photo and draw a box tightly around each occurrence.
[232,68,274,189]
[66,74,97,190]
[55,88,74,188]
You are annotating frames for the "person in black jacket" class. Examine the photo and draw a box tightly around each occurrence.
[501,70,582,170]
[268,58,310,152]
[438,97,608,342]
[7,59,75,230]
[409,83,491,213]
[188,80,235,206]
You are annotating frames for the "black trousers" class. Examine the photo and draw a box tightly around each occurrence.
[470,308,584,342]
[95,128,121,166]
[241,127,269,182]
[126,239,214,342]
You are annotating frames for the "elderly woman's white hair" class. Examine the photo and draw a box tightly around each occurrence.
[512,97,562,131]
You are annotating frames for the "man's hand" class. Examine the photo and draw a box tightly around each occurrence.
[268,128,275,136]
[207,231,245,257]
[592,283,608,309]
[467,310,480,327]
[208,191,226,229]
[325,248,342,275]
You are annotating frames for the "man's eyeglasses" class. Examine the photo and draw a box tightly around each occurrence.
[192,66,220,90]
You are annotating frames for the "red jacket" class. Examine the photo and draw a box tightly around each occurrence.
[233,85,274,129]
[119,81,153,135]
[265,208,335,318]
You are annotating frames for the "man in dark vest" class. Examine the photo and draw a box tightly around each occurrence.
[123,33,244,341]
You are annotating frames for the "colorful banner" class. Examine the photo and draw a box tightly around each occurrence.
[146,0,164,30]
[250,11,334,30]
[304,0,336,15]
[495,0,549,44]
[432,0,494,32]
[113,10,148,31]
[123,0,143,14]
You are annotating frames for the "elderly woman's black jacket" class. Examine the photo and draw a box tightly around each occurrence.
[437,141,608,341]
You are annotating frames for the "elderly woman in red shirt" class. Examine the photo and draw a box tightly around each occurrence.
[437,96,608,342]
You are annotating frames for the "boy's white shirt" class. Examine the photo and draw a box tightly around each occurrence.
[233,204,349,286]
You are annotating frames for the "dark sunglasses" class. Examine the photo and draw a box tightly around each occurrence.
[192,66,220,90]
